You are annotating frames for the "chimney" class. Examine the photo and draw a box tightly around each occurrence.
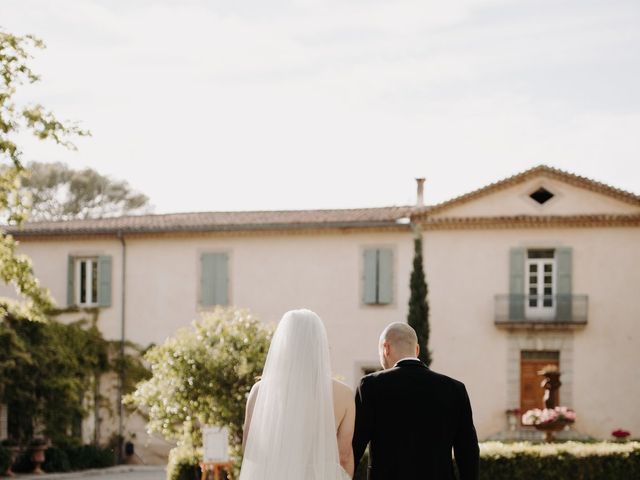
[415,178,425,207]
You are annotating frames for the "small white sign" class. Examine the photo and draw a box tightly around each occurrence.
[202,426,230,463]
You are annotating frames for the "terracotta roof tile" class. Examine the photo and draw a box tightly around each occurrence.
[6,206,416,237]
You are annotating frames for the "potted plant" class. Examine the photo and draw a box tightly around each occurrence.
[0,439,19,476]
[28,437,48,475]
[521,406,576,442]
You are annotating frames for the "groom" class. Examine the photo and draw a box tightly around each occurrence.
[352,323,479,479]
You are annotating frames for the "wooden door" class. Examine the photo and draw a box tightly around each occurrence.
[520,351,559,416]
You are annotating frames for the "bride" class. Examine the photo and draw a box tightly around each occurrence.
[239,309,355,480]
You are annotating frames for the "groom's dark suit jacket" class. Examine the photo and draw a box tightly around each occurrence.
[352,359,479,480]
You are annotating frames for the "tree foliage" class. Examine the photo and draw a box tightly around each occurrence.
[0,308,149,446]
[407,232,432,366]
[126,307,273,470]
[0,29,88,320]
[20,161,151,221]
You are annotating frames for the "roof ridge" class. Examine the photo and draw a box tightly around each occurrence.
[17,205,416,226]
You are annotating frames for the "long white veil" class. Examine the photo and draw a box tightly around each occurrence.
[239,309,343,480]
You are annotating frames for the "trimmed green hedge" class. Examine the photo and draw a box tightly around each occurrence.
[353,442,640,480]
[170,441,640,480]
[479,442,640,480]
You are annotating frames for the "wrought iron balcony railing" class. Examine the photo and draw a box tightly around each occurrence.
[494,294,588,326]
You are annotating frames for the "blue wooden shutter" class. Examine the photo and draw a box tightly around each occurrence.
[556,247,573,321]
[509,248,525,320]
[67,256,75,307]
[363,249,378,304]
[201,253,229,307]
[377,248,393,304]
[97,256,112,308]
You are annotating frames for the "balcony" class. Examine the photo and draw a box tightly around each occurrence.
[494,294,588,329]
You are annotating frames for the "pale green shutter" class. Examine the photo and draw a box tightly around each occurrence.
[378,248,393,304]
[201,253,229,307]
[556,247,573,321]
[363,249,378,304]
[97,256,112,308]
[67,256,75,307]
[509,248,526,320]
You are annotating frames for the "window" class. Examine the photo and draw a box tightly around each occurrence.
[67,255,112,308]
[363,248,393,305]
[76,258,99,306]
[526,249,556,319]
[200,252,229,307]
[530,187,554,205]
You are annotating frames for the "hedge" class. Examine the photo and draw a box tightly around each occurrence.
[478,442,640,480]
[8,443,116,473]
[170,441,640,480]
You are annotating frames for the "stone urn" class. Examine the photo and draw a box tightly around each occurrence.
[1,440,19,477]
[28,438,48,475]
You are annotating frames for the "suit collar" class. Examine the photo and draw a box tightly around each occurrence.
[395,358,427,368]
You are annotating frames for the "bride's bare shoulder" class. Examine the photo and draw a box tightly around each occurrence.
[332,378,353,396]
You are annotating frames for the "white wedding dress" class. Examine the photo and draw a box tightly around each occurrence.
[239,309,351,480]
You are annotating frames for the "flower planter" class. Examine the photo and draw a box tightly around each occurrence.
[534,419,574,442]
[29,444,47,475]
[3,446,19,477]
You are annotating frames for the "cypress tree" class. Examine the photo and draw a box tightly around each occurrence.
[408,232,432,366]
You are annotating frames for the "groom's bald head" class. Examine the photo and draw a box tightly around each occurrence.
[379,322,419,369]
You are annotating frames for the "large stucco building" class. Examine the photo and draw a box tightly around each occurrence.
[1,165,639,461]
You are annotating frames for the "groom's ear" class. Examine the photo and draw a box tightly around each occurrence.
[416,344,420,357]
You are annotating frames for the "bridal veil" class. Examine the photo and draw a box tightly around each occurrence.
[239,309,344,480]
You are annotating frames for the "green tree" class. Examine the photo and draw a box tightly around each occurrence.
[0,29,87,321]
[407,231,432,366]
[20,161,150,221]
[126,307,273,474]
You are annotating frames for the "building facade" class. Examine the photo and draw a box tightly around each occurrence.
[1,165,639,460]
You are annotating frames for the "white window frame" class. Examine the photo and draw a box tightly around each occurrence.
[525,251,556,320]
[76,257,99,307]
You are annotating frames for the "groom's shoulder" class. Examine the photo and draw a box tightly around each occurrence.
[428,369,467,389]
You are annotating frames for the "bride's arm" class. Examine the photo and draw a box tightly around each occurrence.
[241,381,260,452]
[337,390,356,477]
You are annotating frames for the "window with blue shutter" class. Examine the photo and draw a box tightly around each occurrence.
[201,252,229,307]
[363,248,394,305]
[97,256,112,308]
[68,255,112,308]
[509,248,526,320]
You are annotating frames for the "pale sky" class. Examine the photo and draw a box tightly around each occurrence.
[2,0,639,213]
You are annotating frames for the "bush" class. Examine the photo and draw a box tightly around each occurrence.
[11,449,34,473]
[127,307,273,474]
[167,445,203,480]
[43,446,71,472]
[478,441,640,480]
[64,444,116,470]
